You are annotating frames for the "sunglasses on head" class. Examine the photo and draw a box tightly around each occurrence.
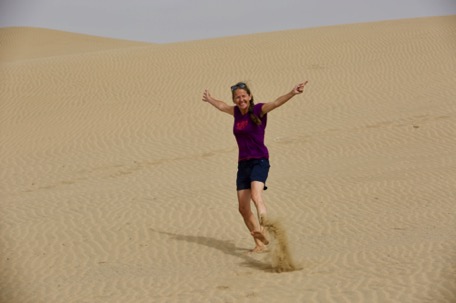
[230,82,247,91]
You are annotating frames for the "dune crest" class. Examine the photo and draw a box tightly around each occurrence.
[0,27,152,62]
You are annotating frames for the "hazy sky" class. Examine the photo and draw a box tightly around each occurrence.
[1,0,455,43]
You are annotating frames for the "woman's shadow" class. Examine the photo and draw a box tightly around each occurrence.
[150,228,272,272]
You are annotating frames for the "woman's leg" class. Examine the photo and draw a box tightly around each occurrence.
[237,189,265,251]
[250,181,267,223]
[250,181,269,245]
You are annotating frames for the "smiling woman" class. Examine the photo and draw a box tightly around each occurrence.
[201,80,308,252]
[230,82,262,125]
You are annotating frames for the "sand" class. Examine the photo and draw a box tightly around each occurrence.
[1,15,455,303]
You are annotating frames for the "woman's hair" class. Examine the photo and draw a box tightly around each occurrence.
[231,82,262,125]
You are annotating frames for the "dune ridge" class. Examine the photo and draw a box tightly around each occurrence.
[0,27,153,62]
[1,15,455,302]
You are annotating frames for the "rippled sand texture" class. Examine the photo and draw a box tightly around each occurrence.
[1,16,455,303]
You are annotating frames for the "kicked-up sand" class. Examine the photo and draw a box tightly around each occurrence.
[1,15,456,303]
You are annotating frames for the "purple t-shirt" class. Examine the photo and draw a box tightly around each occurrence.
[233,103,269,161]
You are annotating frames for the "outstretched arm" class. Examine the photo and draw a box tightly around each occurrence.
[202,89,234,116]
[261,81,309,115]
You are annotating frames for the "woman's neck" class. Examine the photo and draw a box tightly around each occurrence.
[240,108,249,115]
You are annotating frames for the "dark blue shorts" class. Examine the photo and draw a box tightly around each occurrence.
[236,158,270,191]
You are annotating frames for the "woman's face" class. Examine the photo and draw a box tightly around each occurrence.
[232,89,251,112]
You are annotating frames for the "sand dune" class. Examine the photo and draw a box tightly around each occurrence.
[0,27,152,62]
[1,15,455,302]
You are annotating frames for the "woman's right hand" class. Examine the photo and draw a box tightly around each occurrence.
[201,90,234,115]
[202,89,212,102]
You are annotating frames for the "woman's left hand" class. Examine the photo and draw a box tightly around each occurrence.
[293,81,308,95]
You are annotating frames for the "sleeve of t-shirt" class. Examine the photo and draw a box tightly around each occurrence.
[255,103,266,118]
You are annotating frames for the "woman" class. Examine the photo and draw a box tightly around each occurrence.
[202,81,308,252]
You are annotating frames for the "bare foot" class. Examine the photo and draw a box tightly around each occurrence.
[248,245,267,254]
[252,230,269,245]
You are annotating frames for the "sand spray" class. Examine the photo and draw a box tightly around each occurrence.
[260,215,302,272]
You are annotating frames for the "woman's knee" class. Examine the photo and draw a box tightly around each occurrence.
[250,182,264,204]
[251,192,263,206]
